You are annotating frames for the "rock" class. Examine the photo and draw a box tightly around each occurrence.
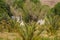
[37,19,45,25]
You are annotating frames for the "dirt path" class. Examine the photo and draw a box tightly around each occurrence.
[0,32,22,40]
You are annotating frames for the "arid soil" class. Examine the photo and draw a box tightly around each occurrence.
[40,0,60,7]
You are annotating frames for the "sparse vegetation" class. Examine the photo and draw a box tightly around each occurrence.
[0,0,60,40]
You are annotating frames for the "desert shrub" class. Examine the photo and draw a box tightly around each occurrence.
[0,0,60,40]
[45,4,60,35]
[0,19,20,32]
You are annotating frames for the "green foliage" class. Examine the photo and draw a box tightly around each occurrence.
[0,0,12,20]
[0,19,20,32]
[53,2,60,15]
[18,23,36,40]
[0,0,60,40]
[0,3,19,31]
[23,14,31,23]
[46,8,60,35]
[13,0,25,9]
[30,0,40,4]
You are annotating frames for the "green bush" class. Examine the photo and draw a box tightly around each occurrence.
[30,0,40,4]
[53,2,60,15]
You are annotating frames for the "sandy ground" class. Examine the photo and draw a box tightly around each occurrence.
[0,32,21,40]
[40,0,60,7]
